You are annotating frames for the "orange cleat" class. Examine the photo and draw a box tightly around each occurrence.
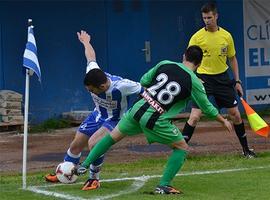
[81,179,100,191]
[45,173,59,183]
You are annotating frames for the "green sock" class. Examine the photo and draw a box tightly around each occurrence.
[159,149,187,186]
[82,134,115,168]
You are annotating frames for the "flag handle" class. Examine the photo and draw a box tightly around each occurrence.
[237,90,242,98]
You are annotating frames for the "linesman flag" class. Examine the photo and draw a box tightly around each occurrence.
[23,22,41,81]
[240,97,269,137]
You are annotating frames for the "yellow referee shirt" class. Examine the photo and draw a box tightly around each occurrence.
[189,27,236,75]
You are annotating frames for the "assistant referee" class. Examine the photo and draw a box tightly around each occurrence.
[182,2,256,158]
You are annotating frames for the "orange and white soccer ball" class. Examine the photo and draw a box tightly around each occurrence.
[55,161,78,184]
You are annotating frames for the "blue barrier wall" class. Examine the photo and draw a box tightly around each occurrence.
[0,0,253,124]
[0,1,108,123]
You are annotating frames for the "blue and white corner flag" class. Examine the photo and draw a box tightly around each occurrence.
[23,23,41,81]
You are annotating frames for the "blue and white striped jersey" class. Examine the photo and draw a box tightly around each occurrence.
[86,61,143,121]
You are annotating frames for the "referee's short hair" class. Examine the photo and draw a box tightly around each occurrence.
[201,2,217,14]
[84,68,107,87]
[185,45,203,66]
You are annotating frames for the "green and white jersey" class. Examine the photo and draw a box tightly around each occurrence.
[129,60,218,130]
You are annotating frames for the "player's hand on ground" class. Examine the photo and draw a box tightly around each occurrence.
[74,164,87,176]
[77,30,91,45]
[223,119,233,134]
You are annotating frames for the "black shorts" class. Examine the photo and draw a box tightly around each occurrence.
[193,71,238,109]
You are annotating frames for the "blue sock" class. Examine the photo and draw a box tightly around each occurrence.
[64,148,81,164]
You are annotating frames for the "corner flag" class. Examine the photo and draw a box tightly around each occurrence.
[23,22,41,81]
[22,19,41,190]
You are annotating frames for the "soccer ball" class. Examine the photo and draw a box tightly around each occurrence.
[56,161,78,184]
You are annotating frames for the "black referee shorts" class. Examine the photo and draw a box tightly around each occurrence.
[193,71,238,109]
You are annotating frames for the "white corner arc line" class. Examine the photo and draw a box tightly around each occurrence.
[26,165,270,200]
[27,176,149,200]
[92,176,149,200]
[27,187,88,200]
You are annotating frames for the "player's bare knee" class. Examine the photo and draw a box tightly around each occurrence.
[228,109,242,124]
[88,140,95,150]
[188,115,200,126]
[172,139,189,151]
[231,117,242,125]
[188,109,202,126]
[69,142,84,155]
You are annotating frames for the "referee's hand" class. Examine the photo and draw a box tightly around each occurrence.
[235,84,243,97]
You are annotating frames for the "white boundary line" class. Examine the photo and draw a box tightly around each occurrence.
[27,176,149,200]
[26,166,270,200]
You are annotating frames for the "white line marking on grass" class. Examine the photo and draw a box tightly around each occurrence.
[27,176,149,200]
[39,176,146,188]
[26,165,270,200]
[27,187,88,200]
[92,176,150,200]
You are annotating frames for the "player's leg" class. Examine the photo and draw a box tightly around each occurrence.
[45,111,101,182]
[139,118,187,194]
[65,111,103,165]
[182,73,211,143]
[45,131,89,182]
[82,124,115,191]
[227,106,256,158]
[64,132,89,163]
[79,113,142,173]
[82,119,124,190]
[182,107,202,143]
[87,126,107,180]
[147,121,187,194]
[214,73,256,158]
[81,126,126,169]
[155,139,188,194]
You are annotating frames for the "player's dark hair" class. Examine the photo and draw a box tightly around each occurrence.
[185,45,203,66]
[84,68,107,87]
[201,2,217,14]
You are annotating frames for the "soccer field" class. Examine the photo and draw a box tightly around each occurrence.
[1,152,270,200]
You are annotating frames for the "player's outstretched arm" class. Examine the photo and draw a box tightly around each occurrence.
[77,30,96,63]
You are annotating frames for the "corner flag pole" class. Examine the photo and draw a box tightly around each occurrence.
[22,19,33,190]
[22,18,41,189]
[22,68,30,189]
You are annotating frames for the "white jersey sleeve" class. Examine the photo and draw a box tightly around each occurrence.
[117,79,143,96]
[86,61,100,73]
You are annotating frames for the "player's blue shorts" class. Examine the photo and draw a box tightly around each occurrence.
[78,110,119,137]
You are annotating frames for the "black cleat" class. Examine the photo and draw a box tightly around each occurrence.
[154,185,182,194]
[243,149,257,159]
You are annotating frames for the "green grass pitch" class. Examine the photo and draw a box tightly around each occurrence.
[1,152,270,200]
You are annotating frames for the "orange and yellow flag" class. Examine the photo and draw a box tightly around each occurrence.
[240,98,269,137]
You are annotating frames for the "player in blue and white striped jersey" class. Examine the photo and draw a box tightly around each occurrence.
[45,31,143,190]
[85,61,142,122]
